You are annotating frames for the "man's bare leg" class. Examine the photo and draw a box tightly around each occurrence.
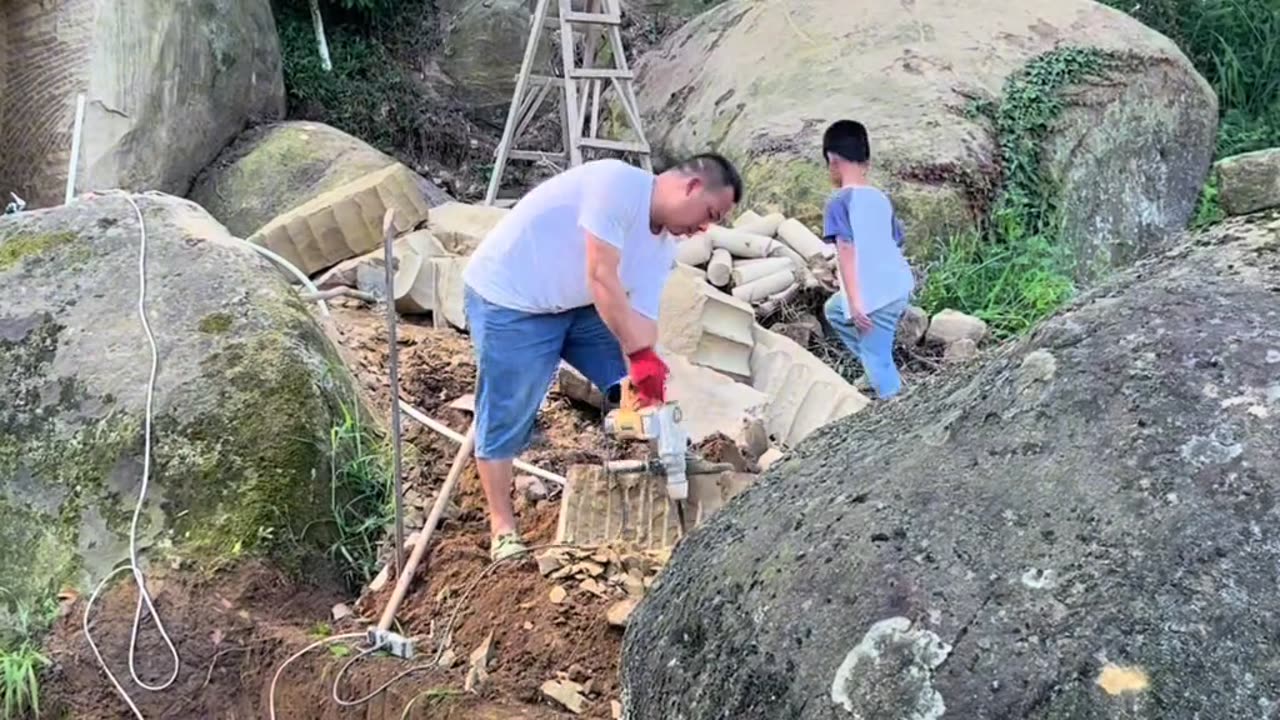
[477,458,518,537]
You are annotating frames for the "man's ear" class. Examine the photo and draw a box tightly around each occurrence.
[685,176,703,197]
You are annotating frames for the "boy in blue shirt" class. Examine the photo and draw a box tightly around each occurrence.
[820,120,915,399]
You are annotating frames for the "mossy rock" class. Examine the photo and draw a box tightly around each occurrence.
[0,193,368,636]
[634,0,1217,277]
[188,120,449,238]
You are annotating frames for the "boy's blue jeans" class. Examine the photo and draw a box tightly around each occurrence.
[823,293,910,399]
[464,285,627,460]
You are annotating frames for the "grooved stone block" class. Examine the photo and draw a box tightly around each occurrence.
[659,264,756,379]
[749,325,870,447]
[248,164,431,275]
[556,465,757,550]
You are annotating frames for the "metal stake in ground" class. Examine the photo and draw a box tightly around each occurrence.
[382,209,406,577]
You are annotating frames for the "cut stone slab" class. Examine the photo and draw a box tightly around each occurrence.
[666,354,770,445]
[248,163,431,275]
[925,309,989,346]
[427,202,509,255]
[659,264,756,379]
[556,364,606,407]
[428,256,470,330]
[556,463,746,550]
[749,325,870,447]
[1216,148,1280,216]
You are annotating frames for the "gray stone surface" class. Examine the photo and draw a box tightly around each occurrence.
[621,210,1280,719]
[0,0,285,208]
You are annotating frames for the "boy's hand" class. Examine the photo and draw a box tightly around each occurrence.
[847,297,873,334]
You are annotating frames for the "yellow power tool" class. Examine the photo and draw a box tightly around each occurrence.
[603,380,691,518]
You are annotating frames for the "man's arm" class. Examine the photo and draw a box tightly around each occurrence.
[585,233,655,354]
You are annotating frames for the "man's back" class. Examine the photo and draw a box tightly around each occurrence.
[463,159,673,319]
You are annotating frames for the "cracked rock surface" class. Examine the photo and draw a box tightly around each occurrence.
[620,211,1280,719]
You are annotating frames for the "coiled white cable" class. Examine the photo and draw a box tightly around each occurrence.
[81,193,180,719]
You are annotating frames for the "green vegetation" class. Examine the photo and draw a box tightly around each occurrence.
[918,48,1114,338]
[0,232,78,272]
[325,397,393,590]
[197,312,234,334]
[1101,0,1280,158]
[272,0,464,168]
[0,598,57,720]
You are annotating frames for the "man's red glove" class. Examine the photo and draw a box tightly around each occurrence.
[627,347,669,406]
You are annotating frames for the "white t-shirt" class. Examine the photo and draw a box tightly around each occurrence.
[462,159,676,320]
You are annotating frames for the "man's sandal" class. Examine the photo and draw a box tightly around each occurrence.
[491,533,529,562]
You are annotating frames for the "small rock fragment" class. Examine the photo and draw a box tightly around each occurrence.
[542,679,588,714]
[523,621,534,631]
[926,309,989,346]
[580,578,608,597]
[944,338,980,363]
[437,647,458,669]
[331,603,352,621]
[464,630,495,692]
[606,598,639,628]
[757,447,785,471]
[612,700,623,719]
[567,663,589,682]
[536,553,564,576]
[516,475,550,501]
[550,586,568,604]
[897,305,930,347]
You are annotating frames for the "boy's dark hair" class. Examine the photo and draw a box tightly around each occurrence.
[671,152,744,203]
[822,120,870,164]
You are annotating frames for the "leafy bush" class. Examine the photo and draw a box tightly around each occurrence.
[918,48,1114,338]
[1101,0,1280,158]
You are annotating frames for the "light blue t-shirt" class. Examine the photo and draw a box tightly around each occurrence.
[822,186,914,313]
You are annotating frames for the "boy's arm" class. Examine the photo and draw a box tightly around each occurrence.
[822,193,869,325]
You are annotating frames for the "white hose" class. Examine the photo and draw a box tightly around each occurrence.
[234,240,331,318]
[268,633,365,720]
[82,193,180,720]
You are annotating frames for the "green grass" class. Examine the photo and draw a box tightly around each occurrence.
[918,48,1114,338]
[326,399,394,590]
[0,644,48,720]
[0,598,58,720]
[1101,0,1280,158]
[1191,175,1226,230]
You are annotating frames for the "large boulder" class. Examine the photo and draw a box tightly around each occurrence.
[633,0,1217,276]
[0,193,363,636]
[438,0,550,109]
[189,121,449,239]
[621,209,1280,718]
[0,0,284,209]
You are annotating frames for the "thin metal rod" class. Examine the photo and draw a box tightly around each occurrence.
[382,209,406,578]
[65,93,86,205]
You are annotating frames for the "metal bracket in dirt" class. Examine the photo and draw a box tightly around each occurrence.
[366,628,416,660]
[4,192,25,214]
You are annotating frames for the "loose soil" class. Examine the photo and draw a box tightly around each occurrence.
[42,304,642,719]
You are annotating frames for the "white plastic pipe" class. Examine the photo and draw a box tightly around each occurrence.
[65,93,86,205]
[399,400,566,486]
[235,239,331,318]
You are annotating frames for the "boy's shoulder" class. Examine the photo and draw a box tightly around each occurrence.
[827,185,890,206]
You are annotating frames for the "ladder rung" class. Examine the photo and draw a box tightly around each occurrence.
[563,10,622,25]
[578,137,650,153]
[509,149,568,163]
[568,67,633,80]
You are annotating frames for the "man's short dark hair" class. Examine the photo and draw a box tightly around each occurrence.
[823,120,870,164]
[672,152,743,203]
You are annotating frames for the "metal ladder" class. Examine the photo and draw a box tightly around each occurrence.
[483,0,652,206]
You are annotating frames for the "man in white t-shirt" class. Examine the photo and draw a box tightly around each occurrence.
[462,154,742,560]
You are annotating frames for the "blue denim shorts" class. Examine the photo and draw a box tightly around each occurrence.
[464,285,627,460]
